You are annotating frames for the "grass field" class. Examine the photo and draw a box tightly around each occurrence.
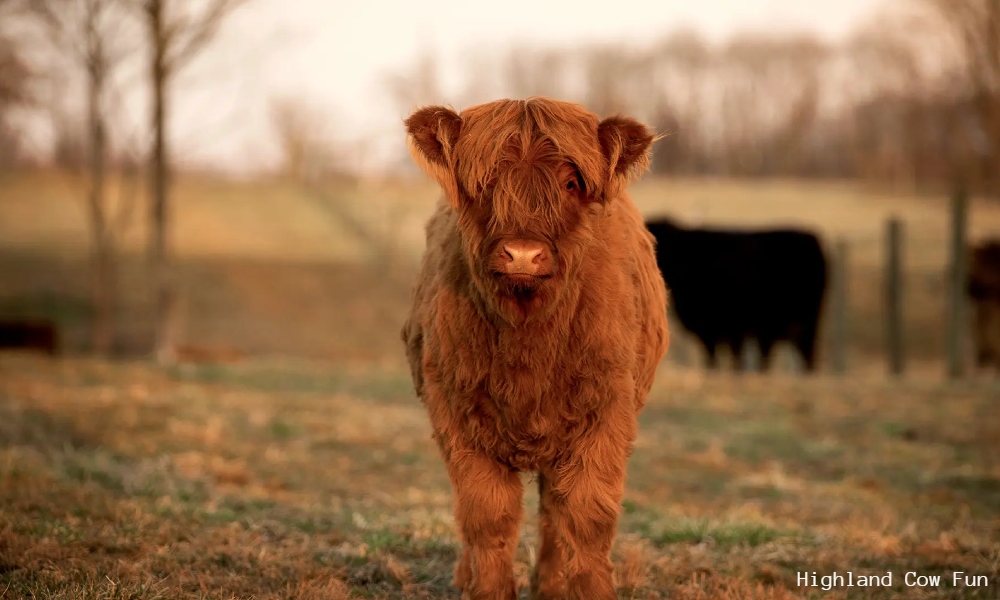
[0,170,998,598]
[0,355,997,599]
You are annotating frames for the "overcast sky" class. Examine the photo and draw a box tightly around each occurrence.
[158,0,891,174]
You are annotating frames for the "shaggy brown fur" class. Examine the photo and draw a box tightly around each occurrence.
[401,97,669,599]
[968,240,1000,373]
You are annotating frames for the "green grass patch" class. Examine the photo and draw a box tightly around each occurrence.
[649,518,788,548]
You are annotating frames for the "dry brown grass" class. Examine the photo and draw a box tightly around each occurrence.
[0,354,996,598]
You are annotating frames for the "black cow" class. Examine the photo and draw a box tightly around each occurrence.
[0,319,60,356]
[646,217,828,372]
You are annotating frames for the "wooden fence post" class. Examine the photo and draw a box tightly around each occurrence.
[886,218,905,377]
[946,189,968,379]
[831,237,849,375]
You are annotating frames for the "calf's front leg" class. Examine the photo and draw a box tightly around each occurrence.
[546,434,631,600]
[446,447,524,600]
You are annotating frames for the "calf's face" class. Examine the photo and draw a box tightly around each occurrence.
[405,98,655,321]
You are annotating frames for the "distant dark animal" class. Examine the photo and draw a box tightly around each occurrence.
[968,239,1000,372]
[646,217,828,372]
[0,319,59,356]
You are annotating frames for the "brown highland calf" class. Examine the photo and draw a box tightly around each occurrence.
[400,97,670,599]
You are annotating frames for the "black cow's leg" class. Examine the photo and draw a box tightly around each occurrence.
[758,338,775,372]
[703,340,719,370]
[730,338,746,373]
[796,324,820,373]
[799,343,818,373]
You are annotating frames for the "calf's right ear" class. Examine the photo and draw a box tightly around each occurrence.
[405,106,462,207]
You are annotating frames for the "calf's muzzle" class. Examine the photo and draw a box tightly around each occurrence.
[497,239,552,277]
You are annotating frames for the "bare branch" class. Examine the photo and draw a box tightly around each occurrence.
[0,38,33,107]
[165,0,250,72]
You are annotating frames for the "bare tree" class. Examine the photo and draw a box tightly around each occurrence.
[0,45,33,166]
[457,49,502,107]
[0,0,36,166]
[505,47,573,101]
[917,0,1000,195]
[717,35,772,175]
[841,11,929,188]
[134,0,249,364]
[703,34,832,176]
[758,37,829,174]
[269,95,339,183]
[30,0,139,354]
[649,29,714,174]
[383,50,445,116]
[0,28,32,109]
[579,44,633,117]
[382,49,449,177]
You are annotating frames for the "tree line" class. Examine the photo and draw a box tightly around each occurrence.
[384,0,1000,197]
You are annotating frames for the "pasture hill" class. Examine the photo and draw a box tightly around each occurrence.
[3,170,999,367]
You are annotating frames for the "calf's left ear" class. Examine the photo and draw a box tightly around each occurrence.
[405,105,463,207]
[597,116,658,199]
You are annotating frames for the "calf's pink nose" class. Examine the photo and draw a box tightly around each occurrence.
[504,244,543,264]
[502,240,548,275]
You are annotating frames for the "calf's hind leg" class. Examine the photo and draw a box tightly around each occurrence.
[531,473,567,599]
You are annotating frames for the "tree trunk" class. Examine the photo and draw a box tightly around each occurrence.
[93,242,117,355]
[985,0,1000,198]
[87,47,115,355]
[148,0,174,364]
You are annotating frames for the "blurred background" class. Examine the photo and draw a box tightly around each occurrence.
[0,0,998,373]
[1,2,999,598]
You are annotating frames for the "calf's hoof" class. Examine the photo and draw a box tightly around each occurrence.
[459,580,518,600]
[530,566,567,600]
